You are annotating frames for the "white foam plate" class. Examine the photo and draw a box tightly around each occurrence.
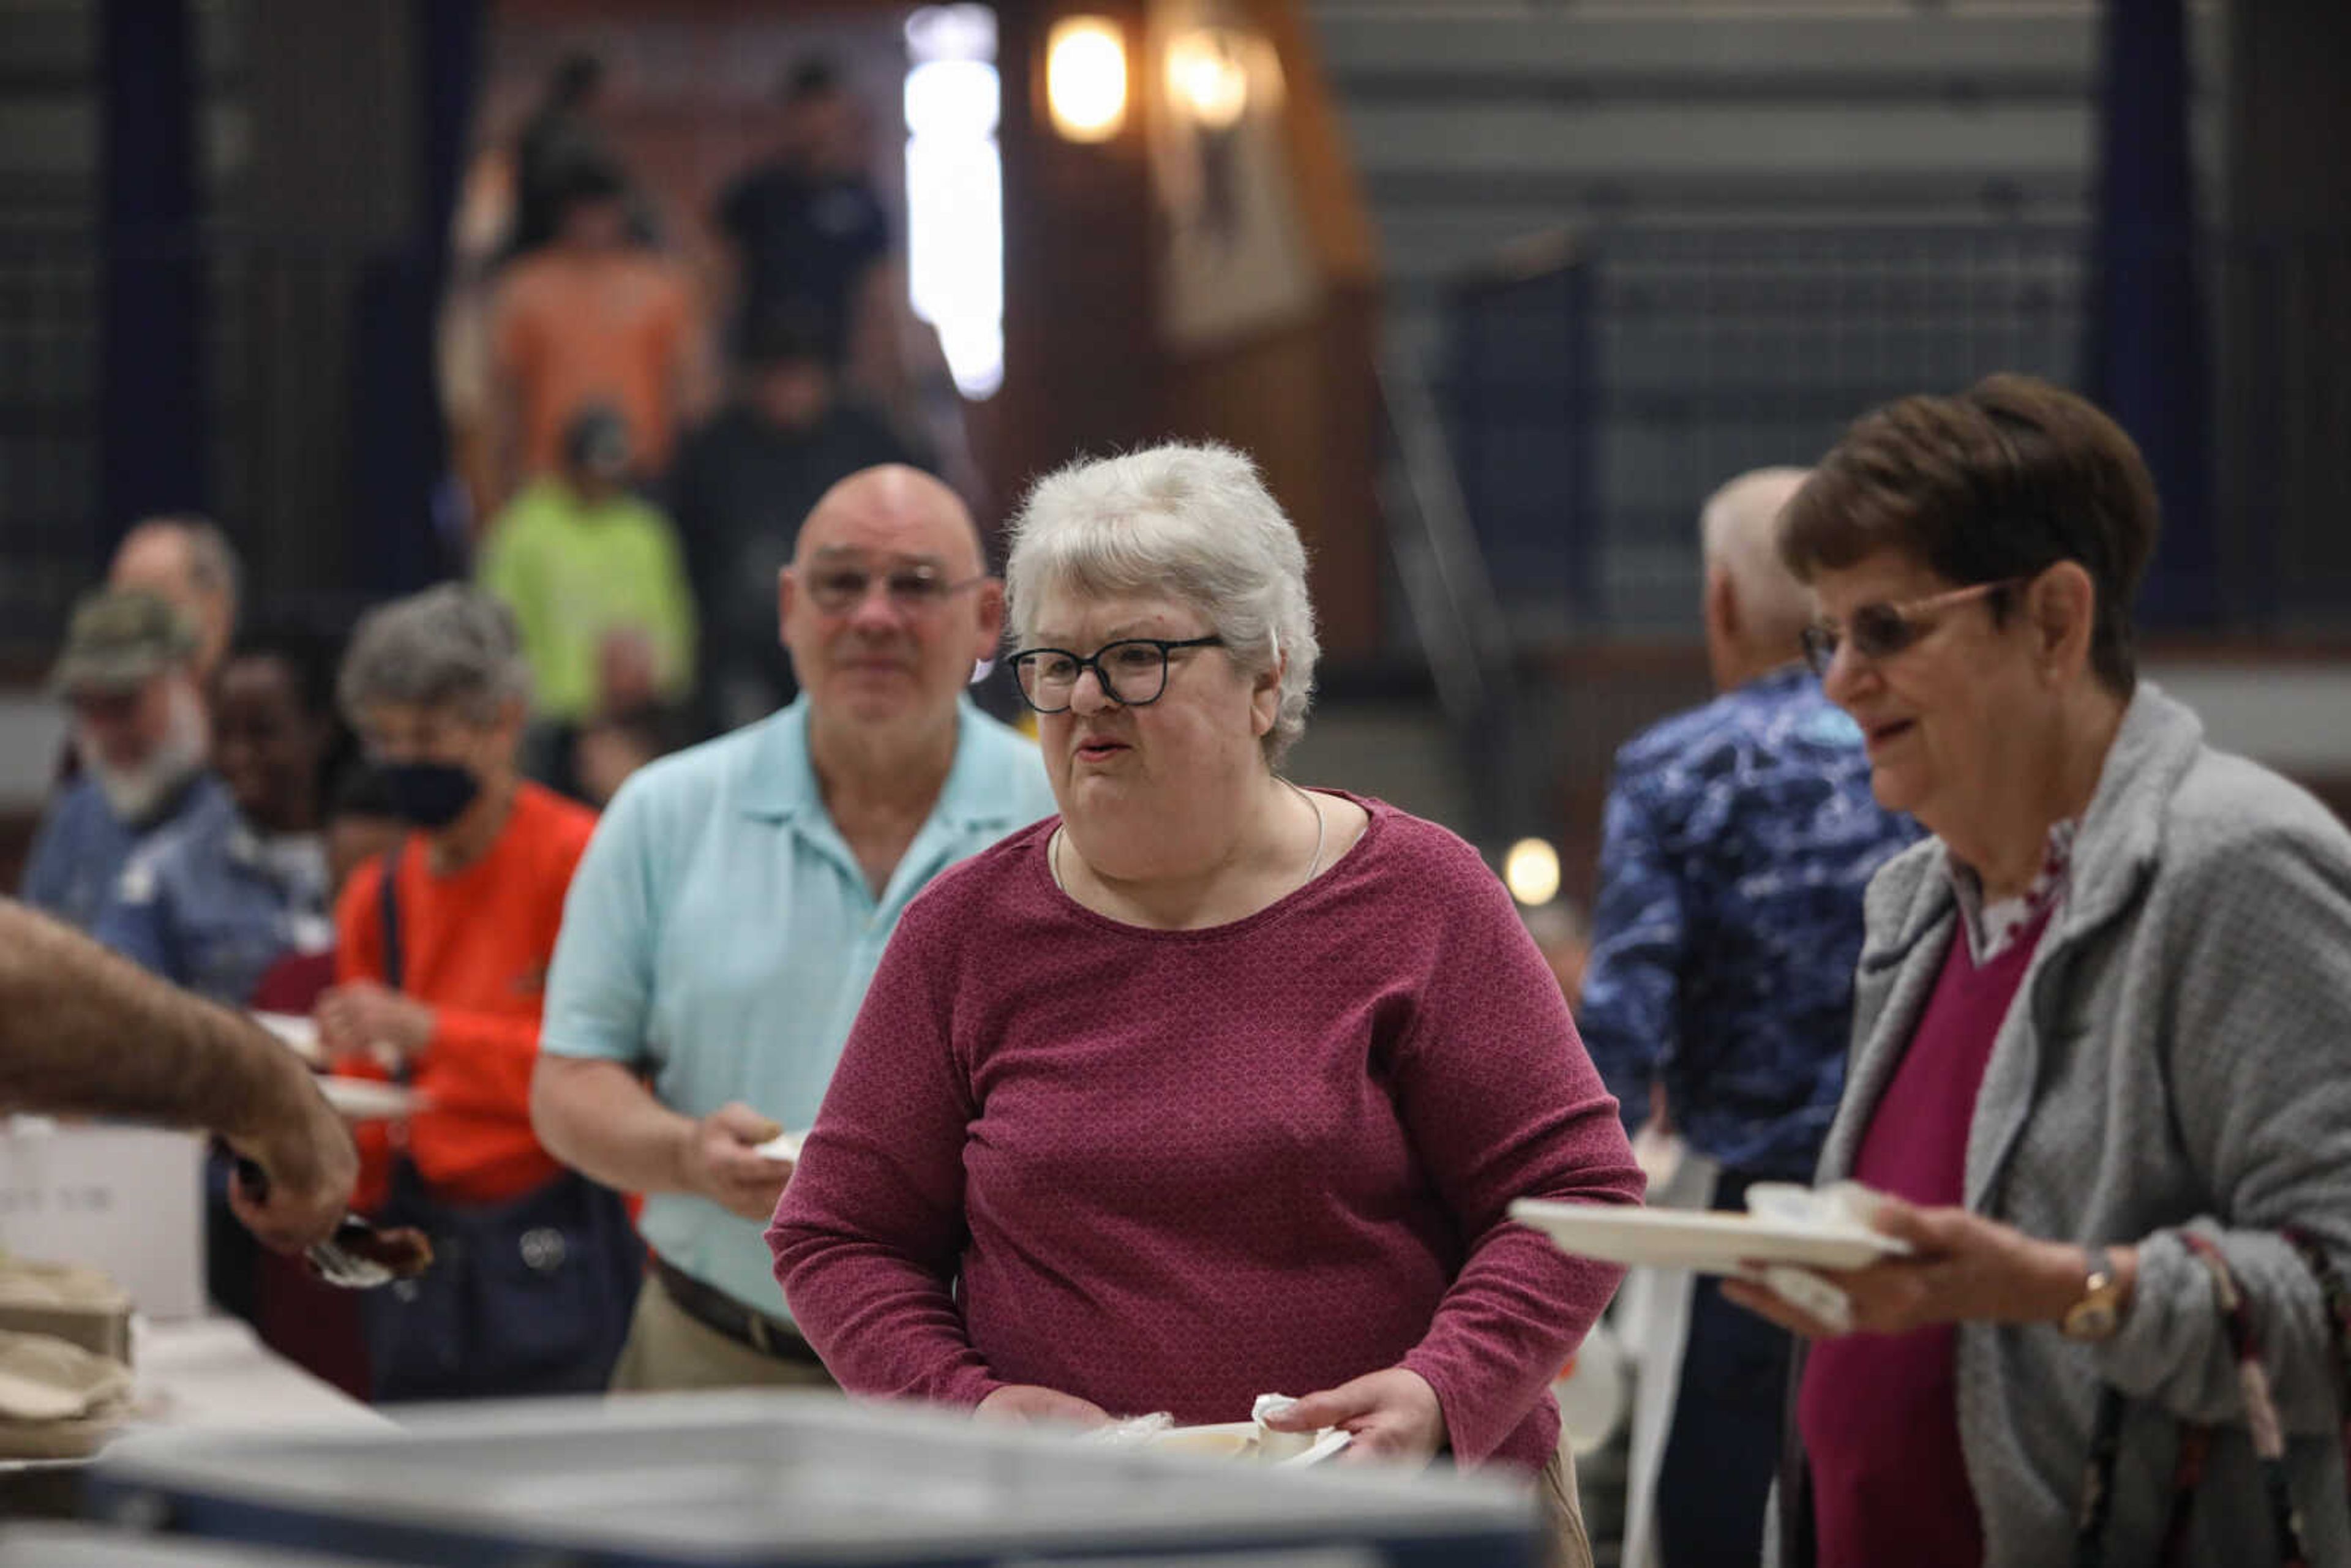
[1277,1428,1354,1468]
[1508,1198,1909,1274]
[751,1131,804,1163]
[251,1011,321,1065]
[1138,1422,1351,1466]
[317,1078,424,1121]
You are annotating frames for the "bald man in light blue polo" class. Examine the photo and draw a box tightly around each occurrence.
[532,467,1054,1390]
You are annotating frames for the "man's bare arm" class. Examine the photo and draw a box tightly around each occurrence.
[0,898,355,1250]
[1,896,287,1127]
[533,1054,792,1222]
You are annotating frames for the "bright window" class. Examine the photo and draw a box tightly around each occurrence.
[904,6,1003,399]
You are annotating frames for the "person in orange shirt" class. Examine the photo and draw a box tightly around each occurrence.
[489,154,706,498]
[315,584,640,1401]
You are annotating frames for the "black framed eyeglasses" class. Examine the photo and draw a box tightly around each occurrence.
[801,558,988,615]
[1800,577,2026,678]
[1007,636,1224,713]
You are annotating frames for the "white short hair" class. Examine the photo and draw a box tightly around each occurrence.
[1700,467,1814,645]
[1005,442,1318,767]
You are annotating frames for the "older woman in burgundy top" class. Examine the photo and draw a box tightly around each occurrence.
[1726,377,2351,1567]
[768,441,1643,1561]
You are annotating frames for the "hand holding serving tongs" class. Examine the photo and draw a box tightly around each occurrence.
[234,1158,434,1289]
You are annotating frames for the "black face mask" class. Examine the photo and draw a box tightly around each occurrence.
[381,760,481,830]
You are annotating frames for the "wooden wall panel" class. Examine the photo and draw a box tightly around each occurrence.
[1147,0,1382,655]
[991,0,1160,514]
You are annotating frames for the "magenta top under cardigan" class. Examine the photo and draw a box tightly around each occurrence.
[1799,908,2052,1567]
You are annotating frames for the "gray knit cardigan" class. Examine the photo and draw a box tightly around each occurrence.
[1774,683,2351,1567]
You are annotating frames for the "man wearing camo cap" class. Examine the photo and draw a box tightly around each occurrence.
[20,590,229,931]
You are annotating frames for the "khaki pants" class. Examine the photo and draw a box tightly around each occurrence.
[606,1272,839,1394]
[1538,1437,1595,1568]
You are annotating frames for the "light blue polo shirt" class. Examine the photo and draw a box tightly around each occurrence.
[541,697,1056,1316]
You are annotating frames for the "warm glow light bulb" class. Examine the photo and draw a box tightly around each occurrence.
[1504,838,1562,908]
[1047,17,1128,142]
[1167,28,1250,131]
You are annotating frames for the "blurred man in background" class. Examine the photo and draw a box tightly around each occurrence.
[1577,467,1917,1568]
[109,516,241,688]
[714,60,888,375]
[509,52,630,261]
[667,307,922,735]
[711,59,966,490]
[490,155,703,501]
[479,403,697,797]
[94,621,345,1006]
[21,592,227,931]
[532,465,1054,1392]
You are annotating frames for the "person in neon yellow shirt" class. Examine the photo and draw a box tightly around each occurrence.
[479,403,698,735]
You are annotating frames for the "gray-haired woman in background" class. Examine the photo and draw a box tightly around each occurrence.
[317,584,639,1401]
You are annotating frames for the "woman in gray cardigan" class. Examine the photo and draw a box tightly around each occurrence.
[1728,375,2351,1567]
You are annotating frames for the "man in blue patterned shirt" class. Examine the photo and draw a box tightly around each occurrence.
[1580,467,1916,1568]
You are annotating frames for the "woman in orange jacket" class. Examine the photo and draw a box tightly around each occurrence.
[320,584,639,1401]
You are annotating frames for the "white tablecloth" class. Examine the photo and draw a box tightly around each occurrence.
[0,1318,381,1491]
[127,1316,389,1435]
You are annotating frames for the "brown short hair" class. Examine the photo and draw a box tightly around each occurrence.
[1779,374,2159,692]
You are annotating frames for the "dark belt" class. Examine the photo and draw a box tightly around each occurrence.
[651,1254,825,1367]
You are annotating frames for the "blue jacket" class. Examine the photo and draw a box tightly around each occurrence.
[1577,665,1918,1179]
[92,789,333,1006]
[20,773,230,935]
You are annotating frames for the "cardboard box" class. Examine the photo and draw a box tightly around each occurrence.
[0,1258,133,1363]
[0,1121,204,1321]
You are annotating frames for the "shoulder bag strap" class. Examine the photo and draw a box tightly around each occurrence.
[377,837,407,994]
[2179,1231,2313,1567]
[377,837,413,1088]
[2281,1228,2351,1506]
[2075,1231,2328,1568]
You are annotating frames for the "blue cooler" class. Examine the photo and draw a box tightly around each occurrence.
[87,1392,1542,1568]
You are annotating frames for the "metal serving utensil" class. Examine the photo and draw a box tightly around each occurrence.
[234,1159,434,1289]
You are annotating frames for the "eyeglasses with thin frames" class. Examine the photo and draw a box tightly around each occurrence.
[800,558,988,616]
[1007,636,1225,713]
[1800,577,2028,678]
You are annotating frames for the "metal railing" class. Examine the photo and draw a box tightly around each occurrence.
[1376,342,1537,844]
[1438,222,2351,639]
[0,227,412,657]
